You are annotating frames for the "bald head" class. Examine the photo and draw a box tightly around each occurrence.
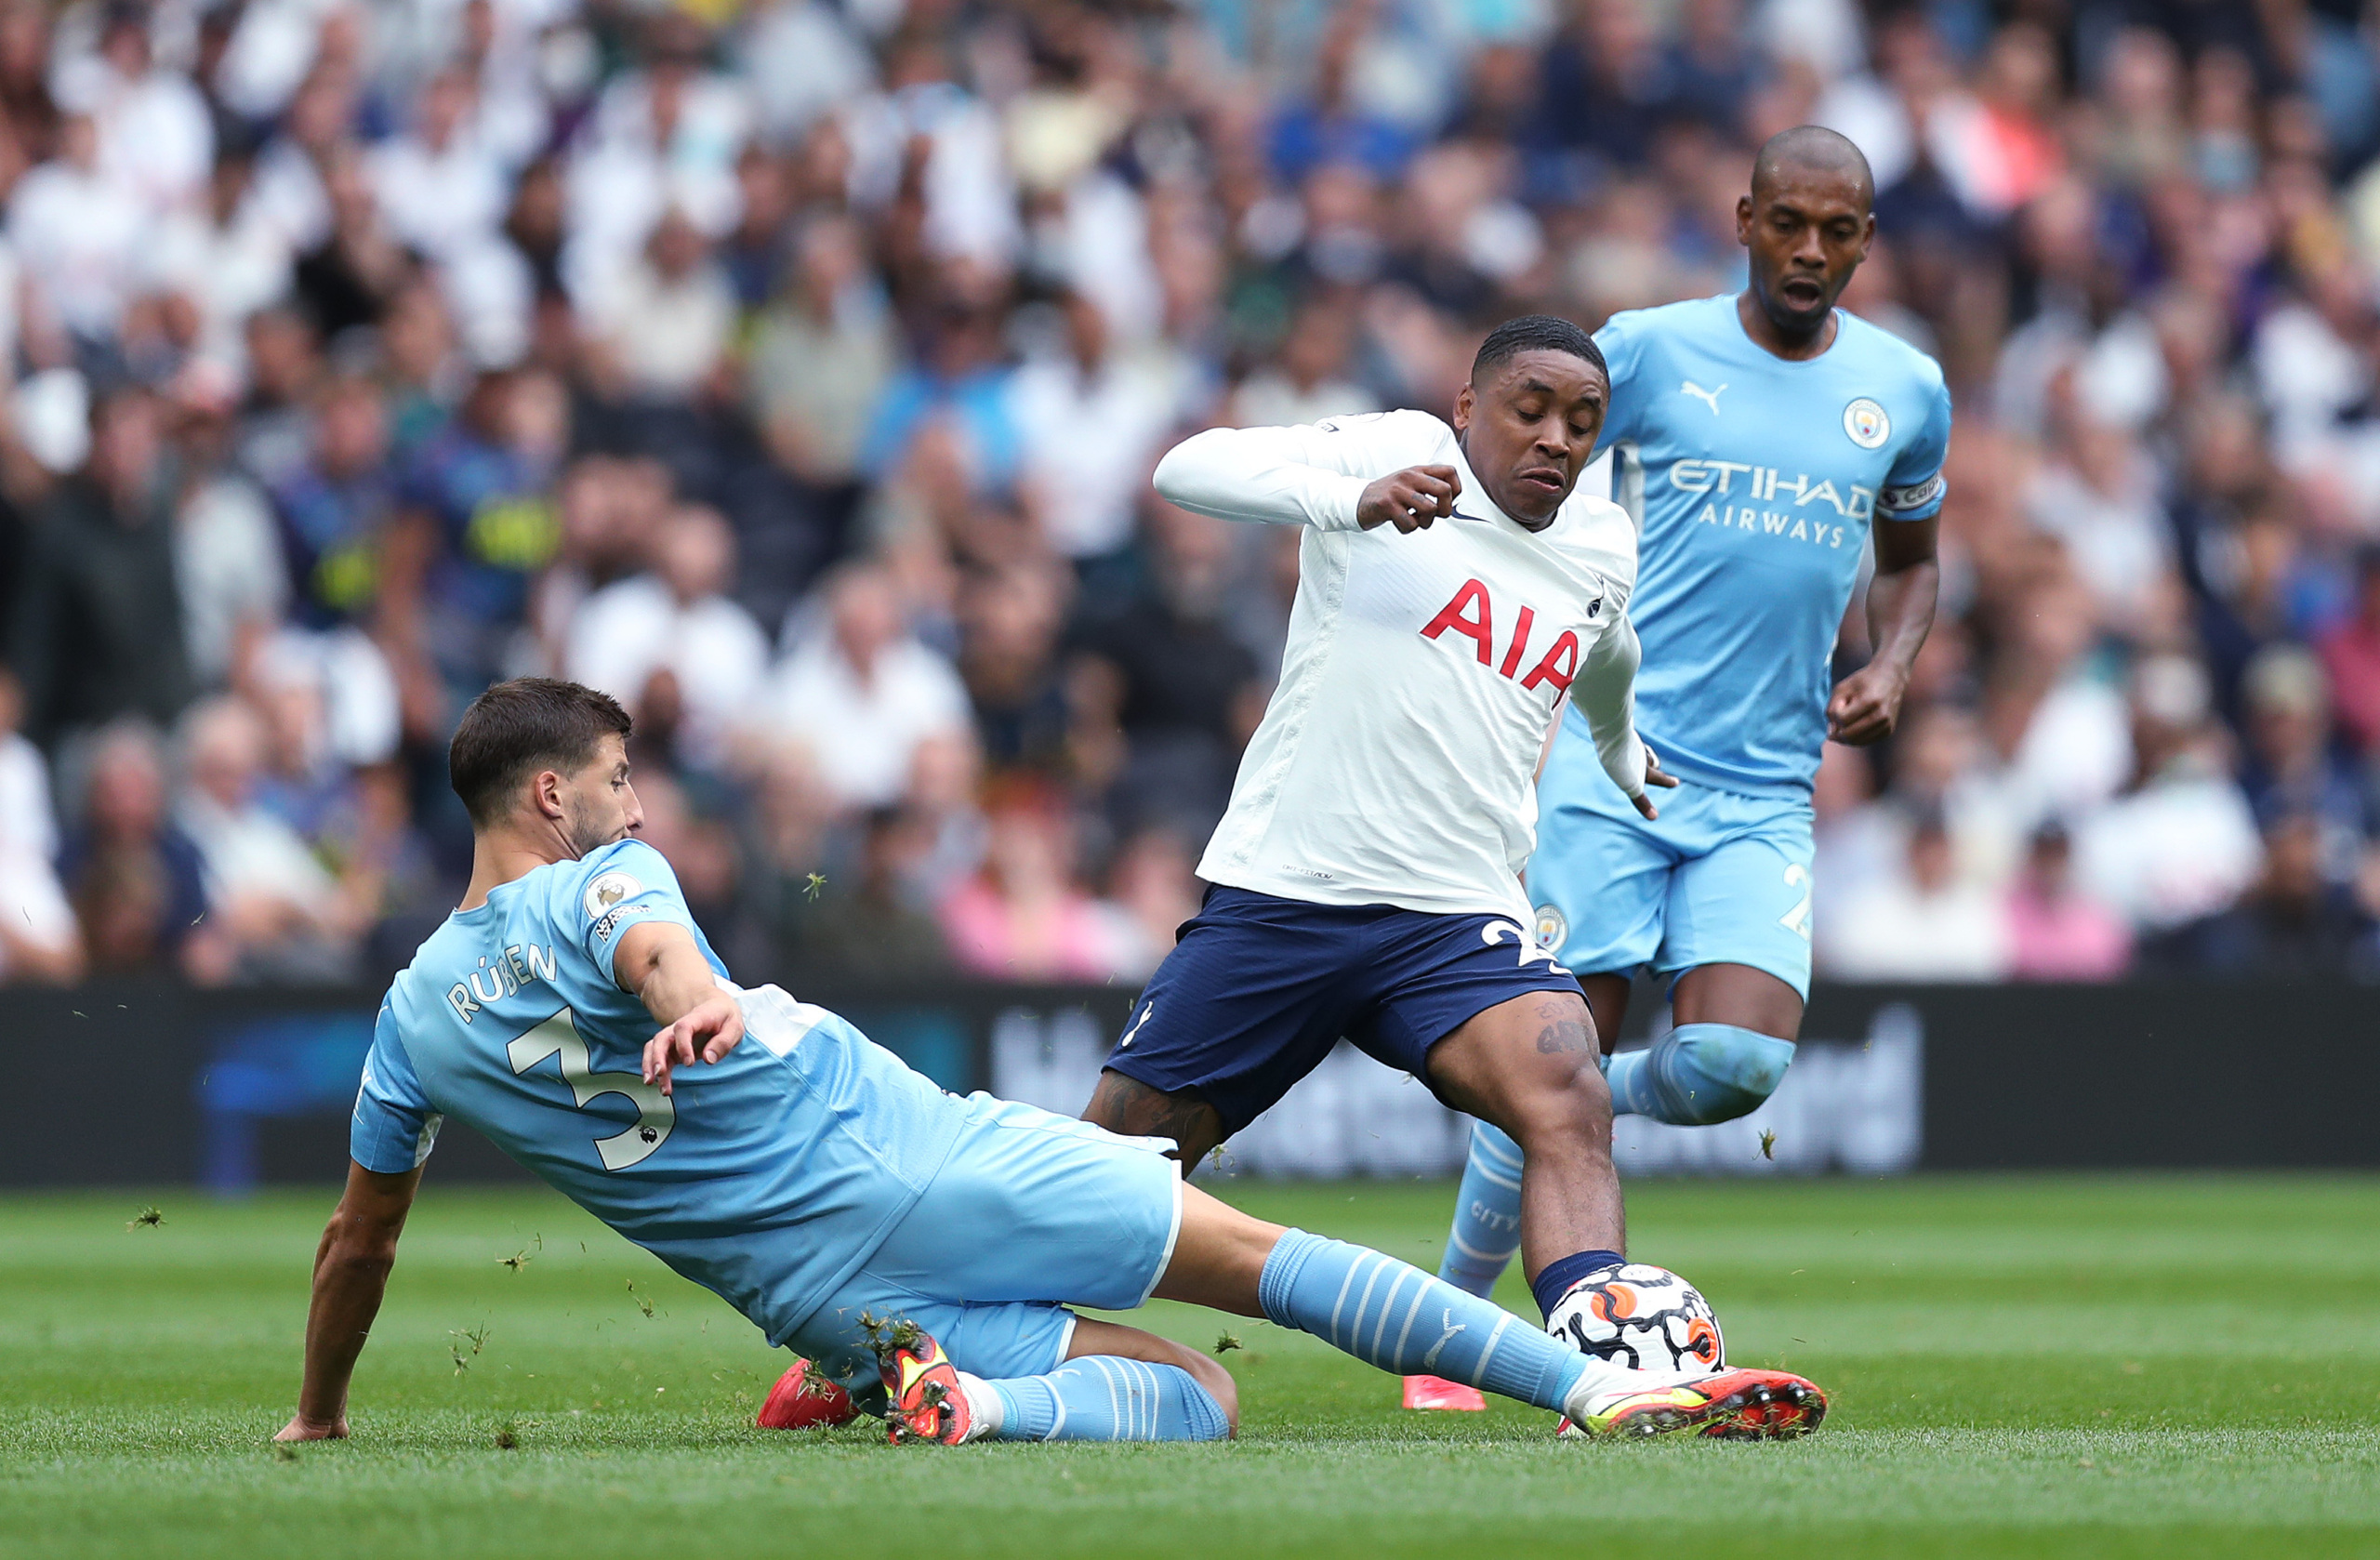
[1752,126,1874,210]
[1735,126,1878,350]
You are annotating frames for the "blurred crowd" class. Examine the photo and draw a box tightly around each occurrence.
[4,0,2380,989]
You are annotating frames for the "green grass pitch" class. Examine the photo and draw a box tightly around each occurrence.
[5,1174,2378,1559]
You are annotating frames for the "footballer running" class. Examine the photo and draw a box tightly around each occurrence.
[1410,126,1951,1409]
[1078,313,1706,1369]
[277,680,1827,1447]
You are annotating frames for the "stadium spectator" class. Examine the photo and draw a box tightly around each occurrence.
[746,213,895,494]
[272,374,398,635]
[2003,820,2132,981]
[787,805,954,982]
[174,695,364,982]
[0,0,2375,990]
[567,503,769,769]
[2236,645,2366,879]
[956,559,1073,778]
[0,666,79,984]
[1066,499,1263,838]
[1008,287,1188,563]
[10,386,192,747]
[2317,549,2380,756]
[587,205,737,402]
[59,720,221,981]
[172,400,288,693]
[1106,826,1201,981]
[397,365,570,699]
[369,68,507,265]
[2155,812,2366,976]
[2077,655,2264,937]
[1820,808,2012,982]
[754,562,970,810]
[938,780,1135,982]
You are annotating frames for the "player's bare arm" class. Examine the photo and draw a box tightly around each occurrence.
[624,919,745,1094]
[278,1161,422,1442]
[1827,515,1939,746]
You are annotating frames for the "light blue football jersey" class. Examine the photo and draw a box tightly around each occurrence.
[350,839,971,1346]
[1566,295,1951,797]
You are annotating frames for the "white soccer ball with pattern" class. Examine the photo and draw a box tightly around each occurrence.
[1544,1263,1724,1375]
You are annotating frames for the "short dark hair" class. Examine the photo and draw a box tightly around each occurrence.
[1471,315,1607,385]
[449,678,632,827]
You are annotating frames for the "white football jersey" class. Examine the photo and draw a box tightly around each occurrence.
[1156,408,1647,922]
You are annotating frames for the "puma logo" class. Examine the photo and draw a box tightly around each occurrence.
[1419,1309,1467,1372]
[1681,380,1726,416]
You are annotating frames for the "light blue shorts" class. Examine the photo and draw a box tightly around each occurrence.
[796,1093,1183,1389]
[1527,760,1816,999]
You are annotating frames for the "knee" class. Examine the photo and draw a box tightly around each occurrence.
[1084,1070,1223,1164]
[1659,1025,1794,1125]
[1500,1060,1613,1157]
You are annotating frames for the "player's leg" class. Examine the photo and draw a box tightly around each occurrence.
[947,1316,1237,1444]
[1422,988,1628,1316]
[1605,797,1813,1125]
[1426,772,1677,1328]
[798,1289,1240,1445]
[1082,887,1368,1170]
[1154,1182,1823,1437]
[1435,971,1631,1304]
[798,1095,1238,1446]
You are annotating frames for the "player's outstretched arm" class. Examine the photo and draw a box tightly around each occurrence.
[620,919,745,1095]
[1153,419,1458,533]
[1827,516,1938,746]
[278,1160,421,1441]
[1571,615,1677,819]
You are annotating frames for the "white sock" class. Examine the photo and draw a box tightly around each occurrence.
[955,1370,1002,1441]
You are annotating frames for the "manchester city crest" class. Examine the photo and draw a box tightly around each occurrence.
[1843,398,1889,449]
[1533,902,1568,955]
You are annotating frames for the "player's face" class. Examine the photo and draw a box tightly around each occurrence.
[1451,350,1608,525]
[559,734,643,856]
[1737,166,1875,337]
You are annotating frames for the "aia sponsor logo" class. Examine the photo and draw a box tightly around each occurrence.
[1420,577,1588,694]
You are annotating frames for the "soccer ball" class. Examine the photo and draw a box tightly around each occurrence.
[1544,1263,1724,1374]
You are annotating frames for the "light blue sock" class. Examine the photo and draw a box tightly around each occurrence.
[1259,1228,1633,1414]
[1605,1024,1795,1126]
[982,1357,1229,1442]
[1435,1121,1524,1300]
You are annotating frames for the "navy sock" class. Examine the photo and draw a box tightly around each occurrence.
[1529,1249,1625,1322]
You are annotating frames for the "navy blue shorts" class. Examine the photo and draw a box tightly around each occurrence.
[1102,886,1583,1137]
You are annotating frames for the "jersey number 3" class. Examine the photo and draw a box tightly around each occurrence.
[507,1008,675,1170]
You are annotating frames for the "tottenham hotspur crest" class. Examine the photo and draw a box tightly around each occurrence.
[1843,398,1889,449]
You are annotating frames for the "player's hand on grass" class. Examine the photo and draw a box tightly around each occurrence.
[1825,662,1909,746]
[274,1413,347,1442]
[1357,465,1461,532]
[1630,746,1679,820]
[643,994,747,1095]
